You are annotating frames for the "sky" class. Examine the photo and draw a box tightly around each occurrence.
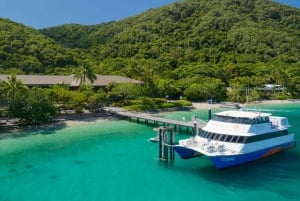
[1,0,299,29]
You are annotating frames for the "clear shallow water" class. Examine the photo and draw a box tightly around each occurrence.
[0,103,299,201]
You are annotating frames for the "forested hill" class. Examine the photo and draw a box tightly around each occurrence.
[0,18,79,74]
[1,0,300,98]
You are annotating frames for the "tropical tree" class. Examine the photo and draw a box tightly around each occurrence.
[108,82,144,102]
[1,74,28,100]
[74,62,97,86]
[0,74,28,117]
[155,78,181,99]
[45,84,72,114]
[9,88,56,125]
[70,91,86,114]
[183,78,226,102]
[86,90,108,112]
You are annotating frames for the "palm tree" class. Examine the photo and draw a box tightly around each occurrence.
[74,63,97,86]
[0,74,28,118]
[1,74,28,100]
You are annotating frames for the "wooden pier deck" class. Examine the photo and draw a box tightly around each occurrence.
[104,107,207,133]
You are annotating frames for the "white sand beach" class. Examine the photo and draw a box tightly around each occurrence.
[61,117,111,126]
[54,114,120,127]
[61,99,300,126]
[191,99,300,110]
[1,99,299,131]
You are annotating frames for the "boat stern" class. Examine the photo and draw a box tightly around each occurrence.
[174,145,203,159]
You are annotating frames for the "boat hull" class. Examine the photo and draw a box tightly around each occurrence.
[175,141,296,168]
[174,146,203,159]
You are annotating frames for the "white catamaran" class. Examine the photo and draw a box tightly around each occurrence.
[174,109,296,168]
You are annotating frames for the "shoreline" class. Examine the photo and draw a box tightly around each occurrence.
[191,99,300,110]
[52,99,300,126]
[0,112,119,133]
[1,99,299,133]
[56,114,119,127]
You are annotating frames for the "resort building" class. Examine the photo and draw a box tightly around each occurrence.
[263,84,284,91]
[0,74,142,89]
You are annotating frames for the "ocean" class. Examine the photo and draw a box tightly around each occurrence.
[0,103,299,201]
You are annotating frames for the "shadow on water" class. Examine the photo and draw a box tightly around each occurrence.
[72,160,87,165]
[168,150,300,190]
[201,151,300,188]
[0,121,68,140]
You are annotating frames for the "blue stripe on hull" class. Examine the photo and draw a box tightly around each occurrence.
[210,141,296,169]
[174,146,202,159]
[174,141,296,168]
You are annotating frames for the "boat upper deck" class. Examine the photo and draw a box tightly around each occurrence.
[212,110,272,125]
[215,110,271,119]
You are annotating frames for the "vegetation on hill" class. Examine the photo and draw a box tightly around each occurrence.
[0,19,79,74]
[1,0,300,103]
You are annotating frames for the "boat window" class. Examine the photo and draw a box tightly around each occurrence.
[213,134,220,140]
[204,131,210,138]
[237,136,245,143]
[236,136,240,143]
[231,136,238,143]
[201,131,209,138]
[225,135,233,142]
[254,116,270,124]
[213,115,270,124]
[219,135,227,141]
[210,133,216,139]
[213,115,260,125]
[245,130,289,143]
[200,132,250,144]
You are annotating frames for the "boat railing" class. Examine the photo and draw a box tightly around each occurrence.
[271,123,278,129]
[205,143,239,154]
[185,138,239,154]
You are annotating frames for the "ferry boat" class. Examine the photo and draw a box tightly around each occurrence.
[174,109,296,168]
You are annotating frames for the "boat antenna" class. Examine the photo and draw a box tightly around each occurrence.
[240,78,250,111]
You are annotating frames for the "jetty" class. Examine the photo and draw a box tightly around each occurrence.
[103,107,207,133]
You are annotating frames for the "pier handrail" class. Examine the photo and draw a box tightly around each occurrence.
[103,107,207,129]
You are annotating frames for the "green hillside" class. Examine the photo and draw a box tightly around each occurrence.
[1,0,300,100]
[0,18,79,74]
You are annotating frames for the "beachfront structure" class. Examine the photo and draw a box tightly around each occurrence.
[0,74,142,89]
[263,84,284,91]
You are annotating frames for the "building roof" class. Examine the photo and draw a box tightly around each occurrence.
[0,75,142,87]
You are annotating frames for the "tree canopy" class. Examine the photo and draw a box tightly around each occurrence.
[1,0,300,99]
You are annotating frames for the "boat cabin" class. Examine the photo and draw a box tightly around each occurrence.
[199,110,290,144]
[199,129,289,145]
[212,110,272,125]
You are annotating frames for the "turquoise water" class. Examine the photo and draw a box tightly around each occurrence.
[0,103,299,201]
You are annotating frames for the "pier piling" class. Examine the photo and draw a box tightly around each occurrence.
[208,107,212,120]
[158,127,175,162]
[169,129,175,161]
[193,120,198,137]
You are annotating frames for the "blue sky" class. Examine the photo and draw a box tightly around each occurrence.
[1,0,299,29]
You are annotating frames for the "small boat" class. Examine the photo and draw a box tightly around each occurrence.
[148,128,159,142]
[220,102,241,109]
[149,136,159,143]
[174,109,296,168]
